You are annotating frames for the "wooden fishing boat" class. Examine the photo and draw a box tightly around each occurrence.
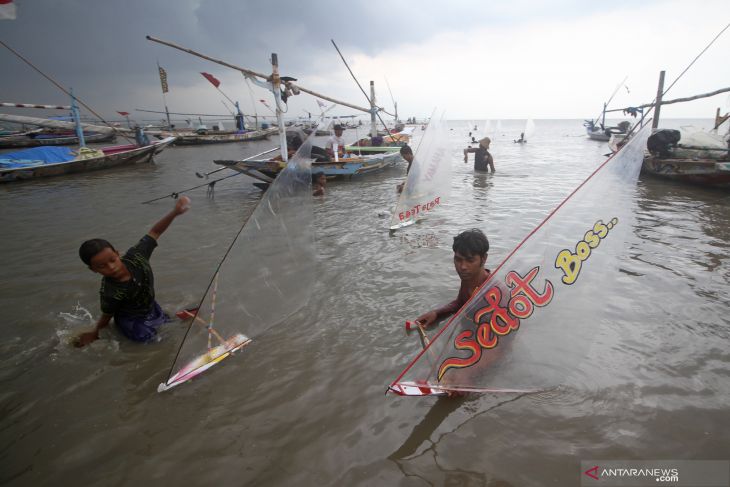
[641,156,730,188]
[585,76,632,142]
[301,128,330,136]
[639,125,730,188]
[216,150,403,183]
[345,127,413,154]
[170,127,278,145]
[584,120,631,142]
[0,137,176,183]
[0,130,115,148]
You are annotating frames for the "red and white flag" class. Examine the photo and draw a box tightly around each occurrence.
[117,111,130,117]
[200,72,220,88]
[0,0,17,20]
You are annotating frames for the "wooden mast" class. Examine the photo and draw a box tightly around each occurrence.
[370,81,377,137]
[271,53,288,162]
[652,71,666,130]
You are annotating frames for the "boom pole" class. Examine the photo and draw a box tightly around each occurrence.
[145,35,371,114]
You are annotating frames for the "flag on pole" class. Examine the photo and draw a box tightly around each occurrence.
[316,99,326,109]
[117,111,130,117]
[201,72,221,88]
[158,66,169,93]
[0,0,17,20]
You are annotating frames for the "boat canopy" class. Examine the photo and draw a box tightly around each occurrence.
[0,146,75,168]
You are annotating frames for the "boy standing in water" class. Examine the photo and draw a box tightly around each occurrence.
[463,137,495,172]
[415,229,491,328]
[312,171,327,196]
[75,196,191,347]
[396,145,414,193]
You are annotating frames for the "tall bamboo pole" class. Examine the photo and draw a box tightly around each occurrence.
[652,71,666,130]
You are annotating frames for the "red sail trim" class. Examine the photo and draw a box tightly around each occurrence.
[389,145,627,390]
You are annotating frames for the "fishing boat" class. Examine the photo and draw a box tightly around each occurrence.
[0,130,115,148]
[642,156,730,187]
[640,126,730,187]
[171,126,278,145]
[608,75,730,188]
[301,126,331,136]
[585,119,631,142]
[585,76,633,142]
[0,101,120,147]
[0,137,176,182]
[216,149,403,182]
[0,95,176,182]
[346,127,413,154]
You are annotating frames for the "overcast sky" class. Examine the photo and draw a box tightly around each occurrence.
[2,0,729,125]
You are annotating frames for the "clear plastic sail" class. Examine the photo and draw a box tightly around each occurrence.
[389,114,451,230]
[159,130,317,392]
[390,123,652,396]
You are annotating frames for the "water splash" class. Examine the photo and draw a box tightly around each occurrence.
[58,302,94,324]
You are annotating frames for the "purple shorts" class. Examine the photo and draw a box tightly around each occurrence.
[115,301,170,342]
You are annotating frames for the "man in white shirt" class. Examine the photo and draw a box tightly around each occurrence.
[325,124,346,158]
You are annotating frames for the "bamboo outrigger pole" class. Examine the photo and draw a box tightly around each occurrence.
[145,35,372,115]
[605,86,730,114]
[0,113,123,135]
[652,71,666,129]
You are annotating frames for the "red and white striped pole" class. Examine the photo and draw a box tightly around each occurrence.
[0,102,70,109]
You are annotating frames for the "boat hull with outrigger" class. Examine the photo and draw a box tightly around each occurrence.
[584,119,631,142]
[216,151,402,183]
[0,137,176,182]
[640,126,730,188]
[170,127,278,145]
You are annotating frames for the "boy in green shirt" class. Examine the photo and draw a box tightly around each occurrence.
[75,196,190,347]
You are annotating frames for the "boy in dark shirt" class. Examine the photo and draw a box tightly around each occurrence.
[312,171,326,196]
[415,229,491,328]
[396,145,414,194]
[463,137,495,172]
[75,196,191,347]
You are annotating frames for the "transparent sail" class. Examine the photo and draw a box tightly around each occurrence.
[159,130,317,392]
[389,114,451,230]
[390,123,652,396]
[524,119,535,140]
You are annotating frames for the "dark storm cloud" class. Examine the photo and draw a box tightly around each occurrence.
[1,0,656,118]
[3,0,442,116]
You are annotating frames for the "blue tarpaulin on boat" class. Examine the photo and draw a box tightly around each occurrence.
[0,146,75,168]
